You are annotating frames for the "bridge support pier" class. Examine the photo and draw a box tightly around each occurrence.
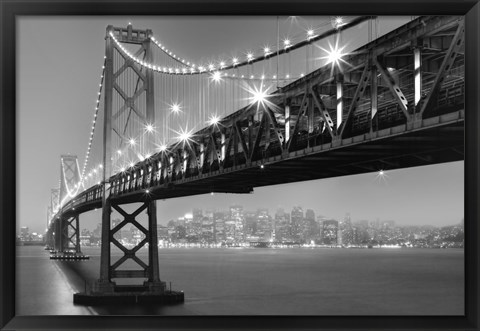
[50,214,88,260]
[75,199,183,305]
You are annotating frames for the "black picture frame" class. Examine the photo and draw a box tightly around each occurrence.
[1,1,479,330]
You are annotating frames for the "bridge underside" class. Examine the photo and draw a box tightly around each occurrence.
[114,113,463,204]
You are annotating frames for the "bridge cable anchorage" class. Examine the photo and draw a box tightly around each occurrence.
[110,16,372,78]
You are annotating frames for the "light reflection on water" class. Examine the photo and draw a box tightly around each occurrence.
[16,246,464,315]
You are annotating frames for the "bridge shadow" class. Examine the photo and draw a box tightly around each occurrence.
[54,254,192,315]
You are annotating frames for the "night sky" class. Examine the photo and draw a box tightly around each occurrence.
[17,16,464,234]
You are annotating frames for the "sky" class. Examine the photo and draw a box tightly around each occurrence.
[17,16,464,234]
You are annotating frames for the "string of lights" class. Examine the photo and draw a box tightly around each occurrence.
[80,58,106,186]
[110,16,355,78]
[150,35,196,69]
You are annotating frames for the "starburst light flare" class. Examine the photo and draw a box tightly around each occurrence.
[210,71,222,83]
[208,114,221,126]
[375,169,389,184]
[317,37,350,75]
[241,81,279,112]
[172,126,196,148]
[145,123,154,133]
[170,103,181,113]
[332,16,346,29]
[156,143,168,152]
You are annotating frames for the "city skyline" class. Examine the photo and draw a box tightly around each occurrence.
[17,16,463,234]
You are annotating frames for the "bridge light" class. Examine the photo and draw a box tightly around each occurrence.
[171,103,181,113]
[175,126,195,147]
[264,47,271,56]
[220,61,225,68]
[379,170,384,176]
[208,115,220,126]
[232,57,238,66]
[129,138,136,146]
[318,37,348,73]
[252,86,268,104]
[145,124,154,133]
[179,131,191,142]
[283,39,291,48]
[326,46,345,66]
[130,162,135,168]
[246,53,254,61]
[210,71,222,83]
[146,189,150,194]
[332,16,345,29]
[159,144,167,152]
[307,29,314,37]
[117,150,122,155]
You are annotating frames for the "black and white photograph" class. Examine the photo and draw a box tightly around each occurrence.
[15,13,466,317]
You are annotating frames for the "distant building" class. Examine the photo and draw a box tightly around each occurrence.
[230,205,245,242]
[213,211,226,243]
[20,226,30,241]
[256,209,272,241]
[275,209,290,242]
[303,209,317,243]
[157,225,169,241]
[339,213,354,246]
[290,206,303,242]
[322,220,338,245]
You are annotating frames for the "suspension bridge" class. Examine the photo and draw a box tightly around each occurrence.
[44,15,464,304]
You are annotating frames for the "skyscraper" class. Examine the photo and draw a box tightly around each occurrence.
[322,220,339,245]
[339,213,354,246]
[291,206,303,242]
[275,208,290,242]
[229,205,244,243]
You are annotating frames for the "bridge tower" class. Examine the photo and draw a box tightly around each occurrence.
[94,24,164,294]
[45,188,60,249]
[54,155,83,254]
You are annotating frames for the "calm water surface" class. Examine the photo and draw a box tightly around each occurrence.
[16,246,464,315]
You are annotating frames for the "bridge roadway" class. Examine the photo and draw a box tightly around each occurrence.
[53,15,465,221]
